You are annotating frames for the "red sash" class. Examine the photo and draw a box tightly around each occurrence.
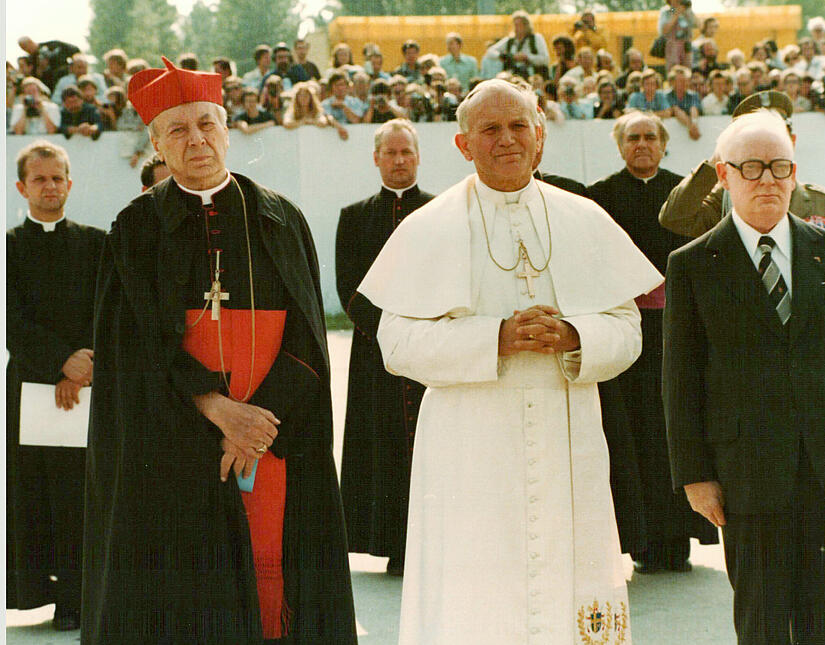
[182,308,288,639]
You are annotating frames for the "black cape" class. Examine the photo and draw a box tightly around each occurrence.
[82,174,357,645]
[588,167,719,551]
[6,217,104,610]
[336,185,434,559]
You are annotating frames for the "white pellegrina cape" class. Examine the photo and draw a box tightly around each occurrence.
[359,175,662,645]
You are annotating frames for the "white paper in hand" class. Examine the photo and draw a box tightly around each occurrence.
[19,382,91,447]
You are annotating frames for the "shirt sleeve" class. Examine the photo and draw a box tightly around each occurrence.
[377,310,503,387]
[559,299,641,384]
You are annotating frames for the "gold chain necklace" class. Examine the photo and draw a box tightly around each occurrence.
[186,175,256,403]
[473,182,552,272]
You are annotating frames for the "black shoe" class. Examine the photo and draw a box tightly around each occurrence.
[632,560,661,574]
[386,556,404,577]
[53,607,80,631]
[666,559,693,573]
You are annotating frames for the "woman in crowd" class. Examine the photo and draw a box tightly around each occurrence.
[658,0,697,70]
[549,35,577,85]
[330,43,357,78]
[594,79,625,118]
[283,81,348,139]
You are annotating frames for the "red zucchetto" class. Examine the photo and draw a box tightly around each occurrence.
[128,56,223,125]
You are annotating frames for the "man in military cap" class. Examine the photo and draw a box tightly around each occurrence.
[82,56,356,645]
[659,90,825,235]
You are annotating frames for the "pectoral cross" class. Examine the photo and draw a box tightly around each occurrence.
[516,242,540,299]
[204,250,229,320]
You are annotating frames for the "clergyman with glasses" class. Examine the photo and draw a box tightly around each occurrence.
[663,108,825,645]
[358,78,661,645]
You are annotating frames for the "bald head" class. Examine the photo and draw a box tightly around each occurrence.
[456,79,540,134]
[714,109,792,162]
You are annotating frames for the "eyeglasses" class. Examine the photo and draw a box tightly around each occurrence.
[725,159,794,181]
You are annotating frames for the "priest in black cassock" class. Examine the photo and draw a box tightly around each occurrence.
[82,56,356,645]
[7,140,104,632]
[336,119,434,576]
[587,111,719,573]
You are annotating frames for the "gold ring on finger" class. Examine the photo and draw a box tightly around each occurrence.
[256,445,267,454]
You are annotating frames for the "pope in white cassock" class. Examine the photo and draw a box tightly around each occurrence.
[358,80,663,645]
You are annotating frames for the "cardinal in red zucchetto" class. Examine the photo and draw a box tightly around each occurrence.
[82,56,357,645]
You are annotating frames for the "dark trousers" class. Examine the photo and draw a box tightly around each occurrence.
[722,454,825,645]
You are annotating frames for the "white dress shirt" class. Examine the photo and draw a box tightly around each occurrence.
[732,209,792,296]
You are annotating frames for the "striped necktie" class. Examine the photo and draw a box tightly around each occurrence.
[757,236,791,325]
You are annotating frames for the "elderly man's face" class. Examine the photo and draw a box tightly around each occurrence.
[455,86,539,192]
[448,39,462,57]
[404,46,419,65]
[150,102,229,191]
[629,52,644,71]
[717,126,795,233]
[374,128,419,189]
[619,116,665,179]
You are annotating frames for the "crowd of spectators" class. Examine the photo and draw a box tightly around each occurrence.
[7,11,825,153]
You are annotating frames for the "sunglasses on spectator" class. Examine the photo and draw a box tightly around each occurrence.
[725,159,794,180]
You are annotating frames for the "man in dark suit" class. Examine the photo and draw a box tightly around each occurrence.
[663,109,825,645]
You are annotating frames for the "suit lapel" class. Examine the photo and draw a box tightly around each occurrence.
[788,215,825,343]
[704,214,786,340]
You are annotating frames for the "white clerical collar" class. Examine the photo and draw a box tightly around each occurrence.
[475,176,538,206]
[630,169,658,184]
[176,170,231,205]
[731,208,791,261]
[382,182,416,198]
[27,211,65,232]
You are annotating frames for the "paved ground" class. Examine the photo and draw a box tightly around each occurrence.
[6,331,737,644]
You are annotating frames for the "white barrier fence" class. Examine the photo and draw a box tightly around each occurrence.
[6,114,824,313]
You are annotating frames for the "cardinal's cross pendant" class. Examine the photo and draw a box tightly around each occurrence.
[204,249,229,320]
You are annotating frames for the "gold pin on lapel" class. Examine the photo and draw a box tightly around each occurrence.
[814,256,821,263]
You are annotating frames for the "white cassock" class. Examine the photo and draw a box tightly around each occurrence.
[359,175,663,645]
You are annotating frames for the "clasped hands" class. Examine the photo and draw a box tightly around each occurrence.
[499,305,581,357]
[193,391,280,482]
[56,348,94,410]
